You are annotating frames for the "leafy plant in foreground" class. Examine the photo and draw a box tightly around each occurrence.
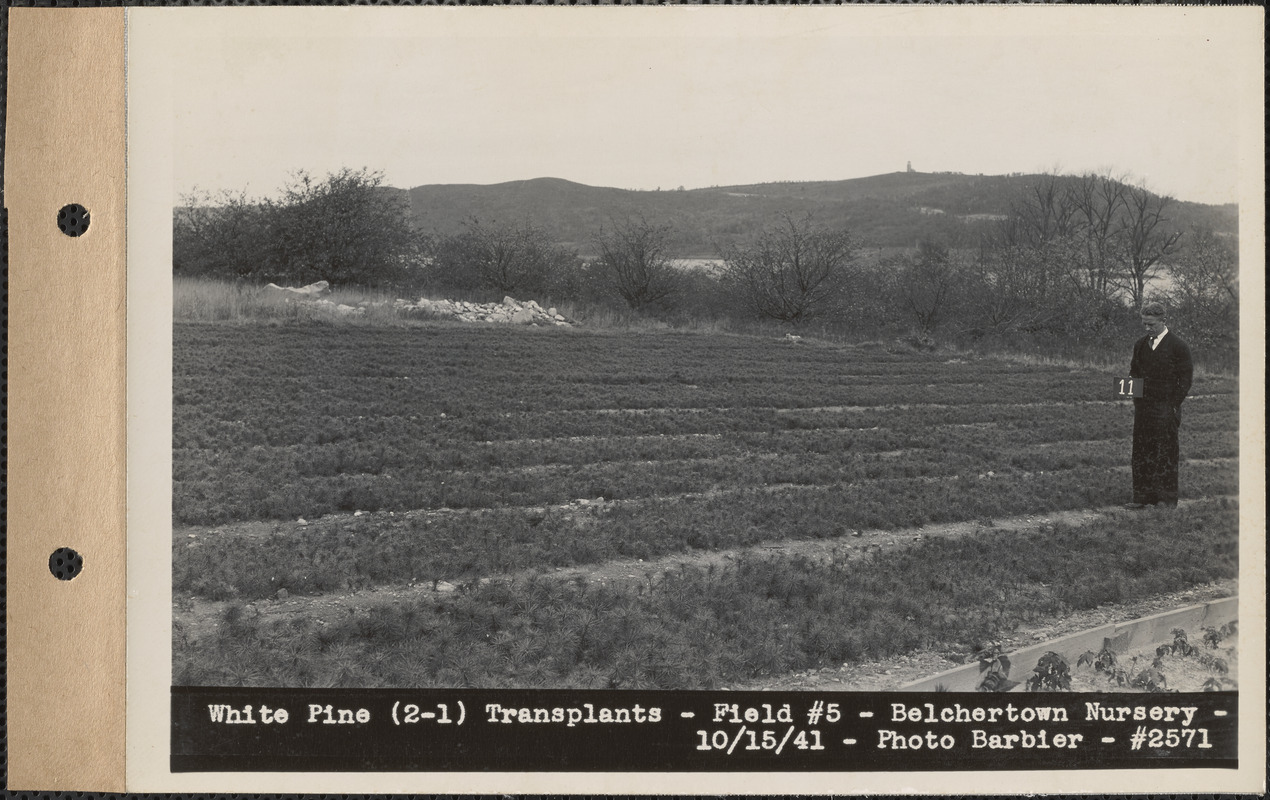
[1194,651,1230,675]
[1168,627,1197,657]
[1077,646,1117,673]
[974,643,1018,692]
[1026,651,1071,691]
[1201,621,1237,649]
[1130,666,1170,693]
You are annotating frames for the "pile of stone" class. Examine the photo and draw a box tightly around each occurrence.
[265,281,366,316]
[311,299,366,316]
[263,281,574,326]
[395,295,574,327]
[265,280,330,298]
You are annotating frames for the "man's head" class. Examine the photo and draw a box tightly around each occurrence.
[1140,302,1167,336]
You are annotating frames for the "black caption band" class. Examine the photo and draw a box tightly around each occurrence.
[172,687,1237,772]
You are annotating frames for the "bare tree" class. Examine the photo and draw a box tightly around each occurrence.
[897,239,961,335]
[962,243,1071,336]
[989,172,1094,307]
[1115,185,1184,307]
[721,214,856,323]
[431,218,574,296]
[1165,227,1238,346]
[594,217,680,310]
[1070,171,1127,298]
[1007,173,1080,249]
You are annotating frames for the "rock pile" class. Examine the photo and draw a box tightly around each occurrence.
[264,281,575,326]
[265,280,331,297]
[310,299,366,316]
[395,295,574,327]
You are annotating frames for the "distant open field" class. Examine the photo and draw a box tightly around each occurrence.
[173,322,1239,688]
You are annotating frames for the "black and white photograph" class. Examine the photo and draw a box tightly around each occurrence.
[122,5,1264,791]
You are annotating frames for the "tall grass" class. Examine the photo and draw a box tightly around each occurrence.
[174,277,439,325]
[173,277,740,336]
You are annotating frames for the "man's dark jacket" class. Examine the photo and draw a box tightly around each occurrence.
[1127,329,1193,506]
[1129,331,1193,407]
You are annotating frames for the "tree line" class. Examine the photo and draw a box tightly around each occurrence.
[174,167,1237,359]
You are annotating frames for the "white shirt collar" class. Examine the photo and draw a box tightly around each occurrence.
[1153,327,1169,347]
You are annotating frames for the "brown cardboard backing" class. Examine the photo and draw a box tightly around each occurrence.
[5,8,128,791]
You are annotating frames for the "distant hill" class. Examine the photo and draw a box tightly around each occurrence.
[402,172,1238,256]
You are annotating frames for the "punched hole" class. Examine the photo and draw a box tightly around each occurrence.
[49,547,83,580]
[57,204,90,237]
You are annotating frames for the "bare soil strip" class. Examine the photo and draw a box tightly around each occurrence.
[424,393,1228,417]
[774,396,1228,415]
[218,391,1230,426]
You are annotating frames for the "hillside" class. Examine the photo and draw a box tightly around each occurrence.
[403,172,1238,256]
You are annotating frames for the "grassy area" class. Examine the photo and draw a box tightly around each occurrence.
[174,276,442,325]
[174,500,1239,688]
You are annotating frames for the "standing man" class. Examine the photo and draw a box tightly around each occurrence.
[1125,301,1193,508]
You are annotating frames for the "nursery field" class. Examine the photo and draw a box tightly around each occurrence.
[172,322,1240,688]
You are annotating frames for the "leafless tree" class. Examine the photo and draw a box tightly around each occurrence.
[1070,171,1127,298]
[721,214,857,323]
[1007,173,1080,249]
[962,243,1073,336]
[594,217,680,310]
[432,218,573,296]
[897,239,961,334]
[1115,185,1184,308]
[1165,227,1238,346]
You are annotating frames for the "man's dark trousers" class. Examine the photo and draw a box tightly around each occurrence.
[1132,400,1181,505]
[1129,333,1193,506]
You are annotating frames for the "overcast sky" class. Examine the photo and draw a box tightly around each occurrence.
[152,6,1258,205]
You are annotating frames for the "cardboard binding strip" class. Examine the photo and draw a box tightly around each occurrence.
[5,9,128,791]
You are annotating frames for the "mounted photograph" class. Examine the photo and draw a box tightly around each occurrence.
[123,4,1264,791]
